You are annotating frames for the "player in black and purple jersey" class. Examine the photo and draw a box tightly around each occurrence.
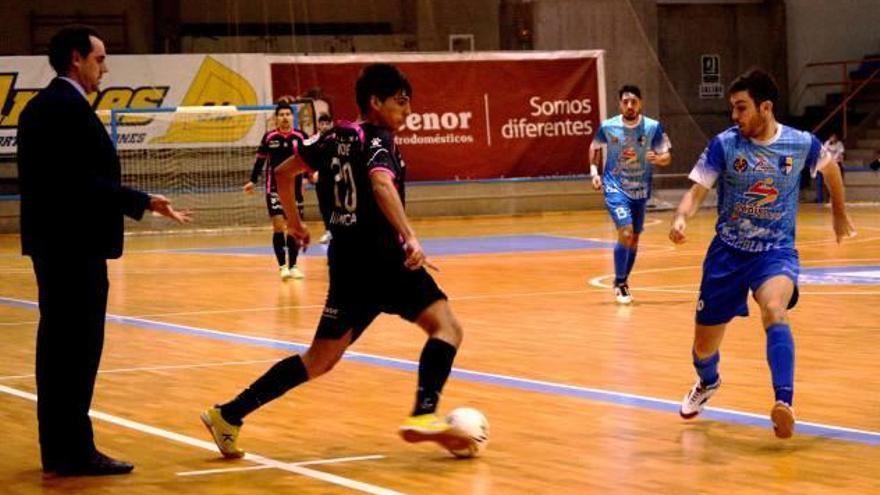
[202,64,474,457]
[243,102,307,280]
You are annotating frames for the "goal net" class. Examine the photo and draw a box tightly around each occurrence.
[106,101,316,232]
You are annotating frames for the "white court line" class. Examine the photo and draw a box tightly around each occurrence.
[0,359,281,381]
[540,232,676,253]
[0,320,38,326]
[0,384,407,495]
[798,235,877,247]
[589,264,880,296]
[177,454,385,477]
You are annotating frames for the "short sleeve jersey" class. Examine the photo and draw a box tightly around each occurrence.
[688,124,823,253]
[592,115,670,200]
[298,121,407,261]
[255,129,305,192]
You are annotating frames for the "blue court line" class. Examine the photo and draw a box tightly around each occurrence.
[2,295,877,446]
[166,234,614,257]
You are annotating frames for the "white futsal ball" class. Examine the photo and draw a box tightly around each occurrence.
[445,407,489,458]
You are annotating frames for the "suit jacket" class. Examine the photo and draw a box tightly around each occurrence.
[17,78,151,259]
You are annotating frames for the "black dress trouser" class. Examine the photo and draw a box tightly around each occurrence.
[31,255,109,467]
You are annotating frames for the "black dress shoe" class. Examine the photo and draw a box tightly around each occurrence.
[55,450,134,476]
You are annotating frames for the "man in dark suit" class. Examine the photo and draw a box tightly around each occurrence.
[17,26,190,476]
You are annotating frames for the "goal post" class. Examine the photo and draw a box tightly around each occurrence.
[104,101,316,232]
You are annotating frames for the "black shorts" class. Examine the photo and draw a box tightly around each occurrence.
[265,192,285,217]
[315,259,447,342]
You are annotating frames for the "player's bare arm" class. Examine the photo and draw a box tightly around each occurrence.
[370,170,432,271]
[815,155,856,242]
[274,156,311,246]
[589,146,603,190]
[669,183,709,244]
[647,150,672,166]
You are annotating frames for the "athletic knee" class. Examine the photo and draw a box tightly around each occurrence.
[760,300,788,326]
[442,318,464,348]
[618,228,636,247]
[693,339,716,358]
[692,331,721,357]
[302,348,344,378]
[426,315,463,348]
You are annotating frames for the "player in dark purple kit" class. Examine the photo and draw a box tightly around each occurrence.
[202,64,474,457]
[243,102,307,280]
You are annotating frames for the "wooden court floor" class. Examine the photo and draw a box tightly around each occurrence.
[0,205,878,494]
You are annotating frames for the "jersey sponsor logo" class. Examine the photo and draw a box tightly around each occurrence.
[620,147,639,164]
[603,184,620,194]
[754,156,775,173]
[370,137,383,149]
[744,178,778,206]
[732,202,783,221]
[733,155,748,173]
[780,156,794,175]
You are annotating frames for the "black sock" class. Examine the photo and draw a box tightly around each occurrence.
[286,235,298,267]
[413,338,458,416]
[272,232,286,266]
[220,355,308,425]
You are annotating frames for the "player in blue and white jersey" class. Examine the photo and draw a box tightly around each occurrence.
[669,68,855,438]
[589,85,671,304]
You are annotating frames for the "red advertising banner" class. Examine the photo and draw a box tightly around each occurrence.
[268,51,605,181]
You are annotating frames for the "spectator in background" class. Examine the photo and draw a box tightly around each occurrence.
[868,150,880,171]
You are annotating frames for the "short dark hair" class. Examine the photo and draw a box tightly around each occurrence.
[274,102,292,115]
[618,84,641,100]
[318,113,332,123]
[48,26,101,76]
[728,68,779,107]
[355,64,412,116]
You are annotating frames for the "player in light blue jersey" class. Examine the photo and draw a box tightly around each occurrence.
[669,69,855,439]
[590,85,672,304]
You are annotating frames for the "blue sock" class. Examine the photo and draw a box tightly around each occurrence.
[624,247,638,280]
[766,323,795,406]
[693,350,720,387]
[613,243,629,285]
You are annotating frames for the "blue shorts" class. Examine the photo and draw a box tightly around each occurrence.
[604,188,647,233]
[696,237,800,326]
